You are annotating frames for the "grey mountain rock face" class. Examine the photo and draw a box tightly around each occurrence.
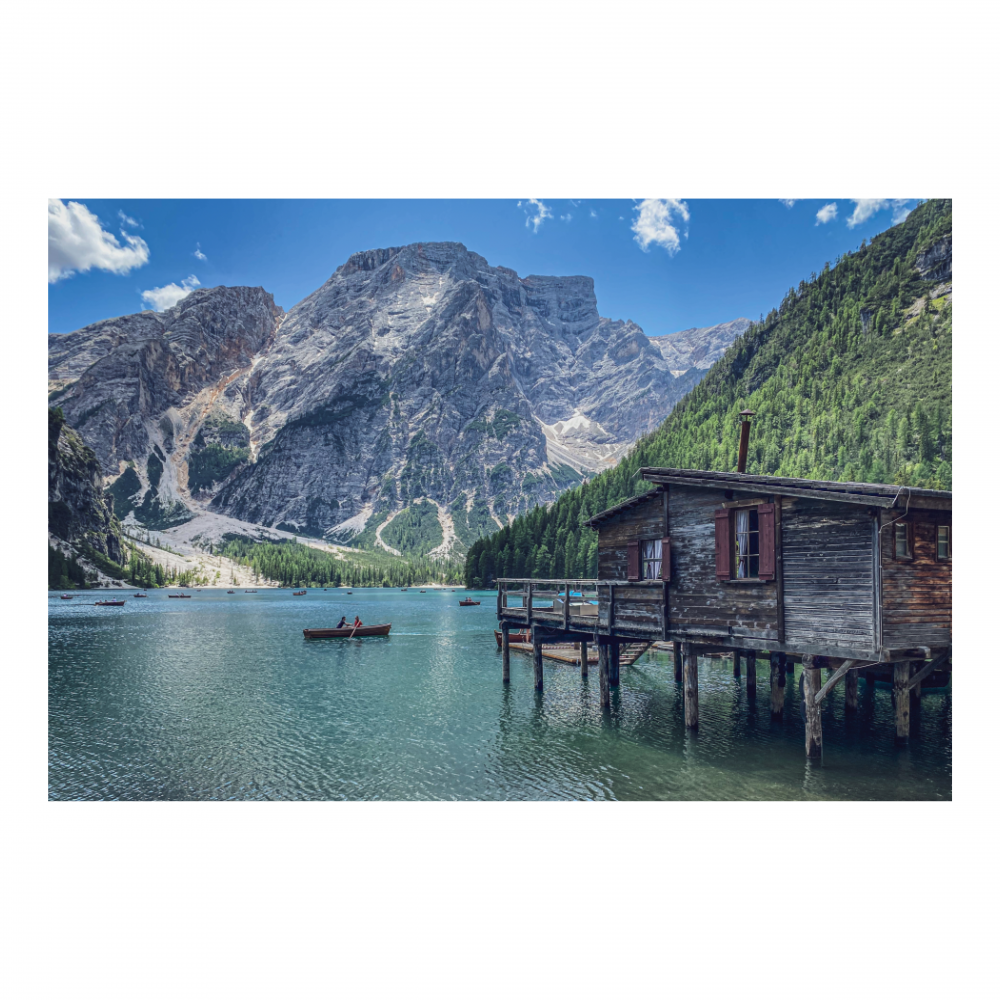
[48,242,743,550]
[649,318,751,374]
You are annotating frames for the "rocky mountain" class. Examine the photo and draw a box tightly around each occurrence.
[649,318,751,375]
[48,242,744,557]
[48,406,123,572]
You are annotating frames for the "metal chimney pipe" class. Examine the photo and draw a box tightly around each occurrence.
[737,410,755,473]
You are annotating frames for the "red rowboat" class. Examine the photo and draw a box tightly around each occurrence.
[494,629,529,648]
[292,590,307,596]
[303,624,392,638]
[459,599,480,606]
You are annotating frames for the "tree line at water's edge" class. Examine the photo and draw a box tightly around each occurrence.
[464,198,952,589]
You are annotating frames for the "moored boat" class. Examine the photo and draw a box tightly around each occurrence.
[303,623,392,638]
[459,598,480,606]
[494,629,529,648]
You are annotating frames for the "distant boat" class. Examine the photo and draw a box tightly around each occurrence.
[227,590,235,594]
[346,591,353,595]
[459,598,480,606]
[133,592,147,598]
[495,629,530,648]
[60,594,73,600]
[244,589,257,593]
[168,594,192,599]
[420,590,426,593]
[95,600,126,607]
[292,590,307,596]
[303,623,392,638]
[400,588,408,591]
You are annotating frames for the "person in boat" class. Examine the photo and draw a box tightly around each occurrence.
[353,616,363,628]
[336,616,348,629]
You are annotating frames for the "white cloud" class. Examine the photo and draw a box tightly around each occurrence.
[141,274,201,312]
[846,198,913,228]
[590,209,598,218]
[48,198,150,283]
[560,213,573,222]
[779,199,797,208]
[193,242,207,261]
[631,198,690,254]
[518,198,552,232]
[118,210,140,228]
[815,202,838,225]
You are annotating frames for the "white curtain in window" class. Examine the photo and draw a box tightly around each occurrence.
[735,509,749,578]
[642,539,662,579]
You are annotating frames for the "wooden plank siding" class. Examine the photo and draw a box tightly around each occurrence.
[782,498,876,652]
[879,508,952,649]
[596,490,666,580]
[666,484,780,640]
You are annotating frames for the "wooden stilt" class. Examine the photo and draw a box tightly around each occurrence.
[673,641,682,683]
[609,642,621,687]
[580,639,588,678]
[501,621,510,684]
[598,641,610,708]
[733,650,741,679]
[770,652,785,718]
[746,651,756,701]
[532,633,544,691]
[683,643,699,729]
[844,666,858,712]
[865,667,877,689]
[893,662,910,745]
[802,655,822,759]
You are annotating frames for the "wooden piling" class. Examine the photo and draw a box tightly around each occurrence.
[844,666,858,712]
[733,650,741,679]
[580,639,588,678]
[802,655,823,759]
[598,641,610,708]
[673,641,682,682]
[609,642,621,687]
[501,621,510,684]
[770,652,785,718]
[683,644,699,729]
[746,651,756,701]
[893,662,910,745]
[532,633,544,691]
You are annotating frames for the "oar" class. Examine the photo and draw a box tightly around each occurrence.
[349,621,360,638]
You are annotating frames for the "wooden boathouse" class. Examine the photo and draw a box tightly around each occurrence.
[496,467,952,758]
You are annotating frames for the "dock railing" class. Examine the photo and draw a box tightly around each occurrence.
[497,578,667,637]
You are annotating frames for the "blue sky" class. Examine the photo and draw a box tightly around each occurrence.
[48,198,919,336]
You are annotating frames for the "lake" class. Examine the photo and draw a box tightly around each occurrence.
[48,588,952,800]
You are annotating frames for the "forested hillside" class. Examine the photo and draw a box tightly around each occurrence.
[465,198,952,588]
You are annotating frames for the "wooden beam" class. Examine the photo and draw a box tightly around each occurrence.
[844,667,858,712]
[813,660,860,705]
[906,651,950,691]
[673,641,682,683]
[501,621,510,684]
[733,649,741,679]
[598,640,610,708]
[609,642,621,687]
[683,643,699,729]
[802,655,823,758]
[770,652,784,718]
[746,651,757,701]
[580,638,589,678]
[893,662,911,745]
[532,632,544,691]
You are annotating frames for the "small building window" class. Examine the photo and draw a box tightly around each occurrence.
[734,507,759,579]
[641,539,662,579]
[894,522,912,559]
[937,525,951,561]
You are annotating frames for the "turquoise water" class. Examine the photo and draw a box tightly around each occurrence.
[48,589,951,800]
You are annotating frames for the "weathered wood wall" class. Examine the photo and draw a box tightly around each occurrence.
[667,484,779,640]
[782,498,876,652]
[880,509,951,649]
[597,491,665,579]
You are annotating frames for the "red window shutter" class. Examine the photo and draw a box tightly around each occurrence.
[661,537,671,582]
[627,540,640,580]
[715,509,731,581]
[758,502,776,580]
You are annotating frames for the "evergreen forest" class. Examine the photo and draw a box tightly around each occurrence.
[464,198,952,588]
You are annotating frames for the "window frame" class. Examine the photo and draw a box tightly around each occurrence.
[893,520,914,561]
[936,524,951,563]
[732,506,761,580]
[640,538,662,580]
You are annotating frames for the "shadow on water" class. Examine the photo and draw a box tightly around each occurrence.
[49,592,951,801]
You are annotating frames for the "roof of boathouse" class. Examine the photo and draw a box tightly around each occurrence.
[582,469,951,528]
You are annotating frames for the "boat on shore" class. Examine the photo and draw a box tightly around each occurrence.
[459,598,480,606]
[95,600,126,607]
[495,629,529,648]
[303,623,392,638]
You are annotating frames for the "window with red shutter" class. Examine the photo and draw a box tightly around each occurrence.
[758,503,776,580]
[715,509,731,580]
[627,540,640,580]
[661,537,671,582]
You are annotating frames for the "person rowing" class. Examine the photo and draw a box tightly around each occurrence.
[353,616,363,628]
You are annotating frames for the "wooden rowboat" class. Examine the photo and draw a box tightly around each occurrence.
[95,600,126,607]
[60,594,73,599]
[167,594,192,598]
[494,629,529,648]
[459,599,480,606]
[133,592,147,597]
[303,623,392,638]
[292,590,307,596]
